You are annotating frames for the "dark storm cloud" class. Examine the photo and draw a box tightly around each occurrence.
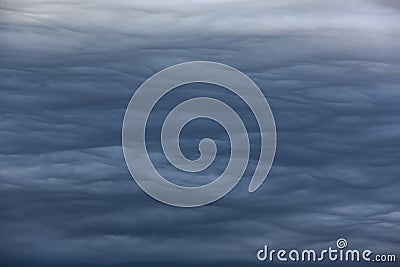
[0,0,399,266]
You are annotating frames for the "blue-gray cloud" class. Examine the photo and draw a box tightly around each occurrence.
[0,0,399,266]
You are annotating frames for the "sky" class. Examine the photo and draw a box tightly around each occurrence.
[0,0,400,266]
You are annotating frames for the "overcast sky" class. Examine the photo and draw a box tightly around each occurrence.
[1,0,400,266]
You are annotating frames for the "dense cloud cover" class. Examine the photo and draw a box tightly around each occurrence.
[0,0,399,266]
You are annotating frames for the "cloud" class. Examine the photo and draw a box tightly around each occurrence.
[0,0,399,266]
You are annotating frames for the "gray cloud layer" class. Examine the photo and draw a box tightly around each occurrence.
[0,0,399,266]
